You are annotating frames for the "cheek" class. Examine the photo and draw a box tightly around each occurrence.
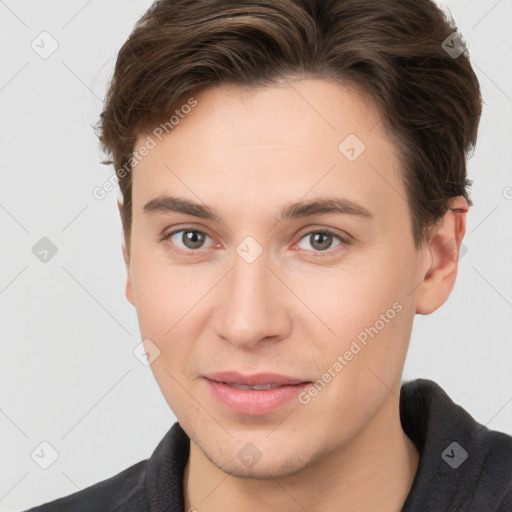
[129,240,198,336]
[305,249,417,380]
[301,258,406,337]
[300,264,415,440]
[129,255,202,413]
[128,247,212,376]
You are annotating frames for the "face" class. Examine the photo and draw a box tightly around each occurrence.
[126,79,430,478]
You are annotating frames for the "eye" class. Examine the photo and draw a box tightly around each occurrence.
[295,229,347,254]
[162,228,214,253]
[161,227,349,256]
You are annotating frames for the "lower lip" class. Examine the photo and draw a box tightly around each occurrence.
[204,379,311,416]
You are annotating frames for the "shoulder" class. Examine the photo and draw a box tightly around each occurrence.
[22,459,149,512]
[22,421,189,512]
[400,378,512,511]
[477,426,512,510]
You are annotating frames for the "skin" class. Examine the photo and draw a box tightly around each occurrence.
[123,78,467,511]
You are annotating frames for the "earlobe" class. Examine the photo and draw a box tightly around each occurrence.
[415,196,468,315]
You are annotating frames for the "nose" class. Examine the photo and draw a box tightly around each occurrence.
[211,251,292,350]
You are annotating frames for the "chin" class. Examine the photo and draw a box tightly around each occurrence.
[195,431,328,480]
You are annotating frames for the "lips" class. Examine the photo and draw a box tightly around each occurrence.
[203,373,312,415]
[203,371,310,387]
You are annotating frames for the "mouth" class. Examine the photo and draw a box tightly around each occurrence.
[202,372,313,416]
[203,371,311,387]
[218,382,291,390]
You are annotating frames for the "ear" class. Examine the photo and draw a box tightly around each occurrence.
[118,200,135,306]
[415,196,468,315]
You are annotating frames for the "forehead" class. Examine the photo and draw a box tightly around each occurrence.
[160,79,383,151]
[131,79,407,231]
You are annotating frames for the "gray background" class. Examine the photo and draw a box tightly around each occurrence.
[1,0,511,510]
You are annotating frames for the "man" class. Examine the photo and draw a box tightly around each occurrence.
[24,0,512,510]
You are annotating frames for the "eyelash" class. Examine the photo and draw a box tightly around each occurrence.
[160,226,350,257]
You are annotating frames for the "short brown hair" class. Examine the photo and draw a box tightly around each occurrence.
[97,0,482,251]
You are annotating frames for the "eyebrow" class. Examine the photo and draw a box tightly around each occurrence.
[143,195,373,222]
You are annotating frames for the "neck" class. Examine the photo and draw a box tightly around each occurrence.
[183,390,420,512]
